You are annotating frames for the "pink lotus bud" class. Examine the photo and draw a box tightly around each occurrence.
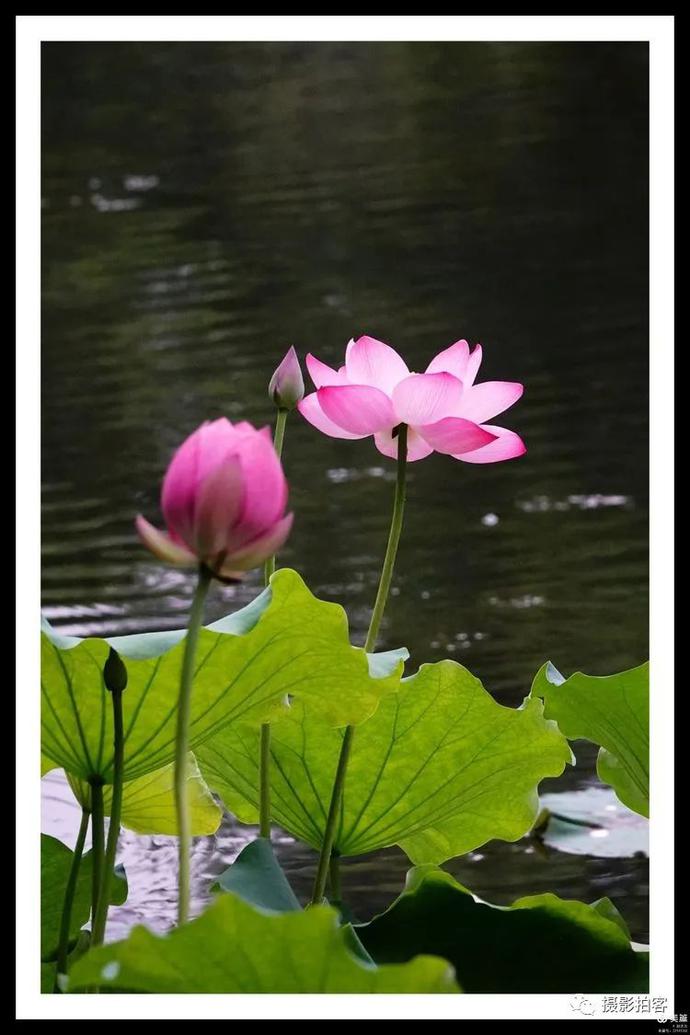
[136,419,293,580]
[268,346,304,411]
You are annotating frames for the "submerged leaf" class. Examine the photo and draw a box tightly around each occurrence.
[198,660,572,863]
[67,893,459,993]
[41,569,403,783]
[358,866,648,993]
[531,661,649,816]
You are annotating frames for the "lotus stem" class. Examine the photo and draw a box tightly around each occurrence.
[260,405,289,839]
[175,564,213,925]
[310,425,408,905]
[89,781,105,931]
[54,806,90,991]
[329,851,342,903]
[91,686,125,946]
[263,407,288,585]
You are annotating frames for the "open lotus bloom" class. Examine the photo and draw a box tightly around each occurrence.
[136,419,293,579]
[298,335,526,463]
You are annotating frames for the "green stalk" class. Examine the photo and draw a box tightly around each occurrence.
[263,407,288,585]
[328,851,342,903]
[175,564,213,925]
[310,424,408,905]
[362,423,408,654]
[260,405,288,839]
[91,688,125,946]
[89,781,105,930]
[54,806,90,990]
[259,721,272,839]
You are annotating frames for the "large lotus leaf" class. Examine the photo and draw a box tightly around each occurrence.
[67,893,459,993]
[531,661,649,817]
[41,834,127,962]
[41,569,404,783]
[65,753,221,836]
[358,866,648,993]
[198,659,572,863]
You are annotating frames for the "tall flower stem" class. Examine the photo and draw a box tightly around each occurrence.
[260,406,288,839]
[259,719,272,839]
[310,424,408,905]
[328,851,342,902]
[263,408,288,585]
[91,687,125,946]
[89,781,105,930]
[54,806,90,990]
[175,564,213,925]
[362,423,409,654]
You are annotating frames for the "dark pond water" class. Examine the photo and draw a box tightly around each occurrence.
[41,42,649,940]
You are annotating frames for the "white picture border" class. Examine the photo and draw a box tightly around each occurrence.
[17,14,674,1021]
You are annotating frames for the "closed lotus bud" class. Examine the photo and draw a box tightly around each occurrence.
[136,418,293,581]
[268,346,304,411]
[104,647,128,695]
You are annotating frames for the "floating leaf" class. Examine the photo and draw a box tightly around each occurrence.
[537,787,648,858]
[531,661,649,816]
[212,838,301,913]
[358,866,648,993]
[198,660,572,864]
[67,893,459,993]
[66,754,222,836]
[41,569,403,783]
[41,834,127,962]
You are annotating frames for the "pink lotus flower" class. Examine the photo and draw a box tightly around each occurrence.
[136,419,293,579]
[298,335,526,463]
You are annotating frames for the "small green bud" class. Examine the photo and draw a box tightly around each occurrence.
[104,647,128,695]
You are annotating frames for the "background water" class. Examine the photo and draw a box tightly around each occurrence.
[41,42,649,940]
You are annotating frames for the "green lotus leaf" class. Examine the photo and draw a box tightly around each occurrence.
[198,659,572,864]
[67,893,459,993]
[211,841,373,964]
[591,897,633,939]
[66,753,222,836]
[358,866,648,993]
[42,931,91,993]
[41,568,404,783]
[531,661,649,816]
[212,838,301,913]
[41,834,127,962]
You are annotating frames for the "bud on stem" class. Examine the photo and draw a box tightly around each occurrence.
[268,346,304,411]
[103,647,128,695]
